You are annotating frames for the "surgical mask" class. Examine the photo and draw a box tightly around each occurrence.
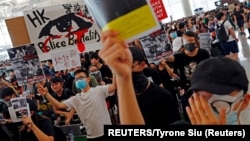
[132,71,149,94]
[75,79,88,90]
[70,71,74,78]
[239,103,250,124]
[183,43,196,52]
[170,31,177,39]
[208,91,244,125]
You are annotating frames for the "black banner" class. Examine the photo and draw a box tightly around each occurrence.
[104,125,250,140]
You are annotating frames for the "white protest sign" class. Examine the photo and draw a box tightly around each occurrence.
[51,48,81,71]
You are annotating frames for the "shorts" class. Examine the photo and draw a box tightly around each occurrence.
[237,19,244,28]
[220,40,239,55]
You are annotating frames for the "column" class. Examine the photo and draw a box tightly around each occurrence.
[180,0,193,17]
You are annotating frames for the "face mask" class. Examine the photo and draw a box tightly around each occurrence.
[170,32,177,39]
[75,79,88,90]
[70,71,74,78]
[183,43,196,52]
[239,103,250,124]
[132,71,149,94]
[208,91,244,125]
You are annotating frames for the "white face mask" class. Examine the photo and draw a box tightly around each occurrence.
[208,91,244,125]
[239,99,250,125]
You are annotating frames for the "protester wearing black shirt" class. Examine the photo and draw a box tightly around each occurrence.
[129,47,181,126]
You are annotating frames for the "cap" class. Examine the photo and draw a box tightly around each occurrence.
[0,87,16,99]
[189,57,249,95]
[26,98,38,112]
[129,47,146,62]
[172,37,183,52]
[215,12,224,21]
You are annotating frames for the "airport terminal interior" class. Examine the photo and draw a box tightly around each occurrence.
[0,0,250,141]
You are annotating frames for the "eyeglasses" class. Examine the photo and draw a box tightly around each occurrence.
[75,76,87,81]
[208,91,243,114]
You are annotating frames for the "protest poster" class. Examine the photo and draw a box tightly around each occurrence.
[8,97,31,123]
[51,48,81,71]
[7,44,45,86]
[139,30,173,64]
[89,70,102,84]
[23,1,102,61]
[85,0,160,42]
[198,33,212,52]
[150,0,168,21]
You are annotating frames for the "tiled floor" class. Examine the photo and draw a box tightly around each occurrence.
[236,30,250,92]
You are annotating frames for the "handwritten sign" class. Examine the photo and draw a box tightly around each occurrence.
[23,1,102,61]
[51,48,81,71]
[150,0,168,21]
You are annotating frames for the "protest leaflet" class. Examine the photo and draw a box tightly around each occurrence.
[139,30,173,64]
[8,97,31,123]
[7,44,45,86]
[85,0,160,42]
[89,70,102,84]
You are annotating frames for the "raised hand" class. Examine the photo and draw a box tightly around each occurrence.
[186,93,226,125]
[98,30,132,78]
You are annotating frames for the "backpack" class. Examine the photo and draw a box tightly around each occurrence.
[215,20,229,42]
[53,126,67,141]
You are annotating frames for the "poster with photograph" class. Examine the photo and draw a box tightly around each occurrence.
[89,70,102,83]
[23,1,102,61]
[85,0,160,42]
[8,97,30,123]
[7,44,45,86]
[51,48,81,71]
[139,30,173,64]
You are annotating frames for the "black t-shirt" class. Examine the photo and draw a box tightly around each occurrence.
[20,118,55,141]
[99,64,113,84]
[99,64,113,79]
[173,48,210,90]
[136,82,181,126]
[176,30,183,37]
[234,9,244,20]
[143,67,161,85]
[52,88,75,102]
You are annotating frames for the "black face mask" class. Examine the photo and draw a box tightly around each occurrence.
[183,43,196,52]
[132,71,149,94]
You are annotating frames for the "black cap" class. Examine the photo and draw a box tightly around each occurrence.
[215,12,224,21]
[189,57,249,95]
[129,47,146,62]
[0,87,16,99]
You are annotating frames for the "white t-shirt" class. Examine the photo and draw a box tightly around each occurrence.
[218,20,235,42]
[63,85,112,138]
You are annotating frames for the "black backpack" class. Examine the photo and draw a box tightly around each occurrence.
[215,20,229,42]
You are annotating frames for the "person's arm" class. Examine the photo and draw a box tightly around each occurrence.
[161,60,174,78]
[98,30,144,124]
[37,83,67,109]
[52,106,68,116]
[22,116,54,141]
[165,54,175,62]
[65,109,76,125]
[108,74,116,94]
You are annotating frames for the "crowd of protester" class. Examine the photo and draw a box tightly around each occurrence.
[0,1,250,141]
